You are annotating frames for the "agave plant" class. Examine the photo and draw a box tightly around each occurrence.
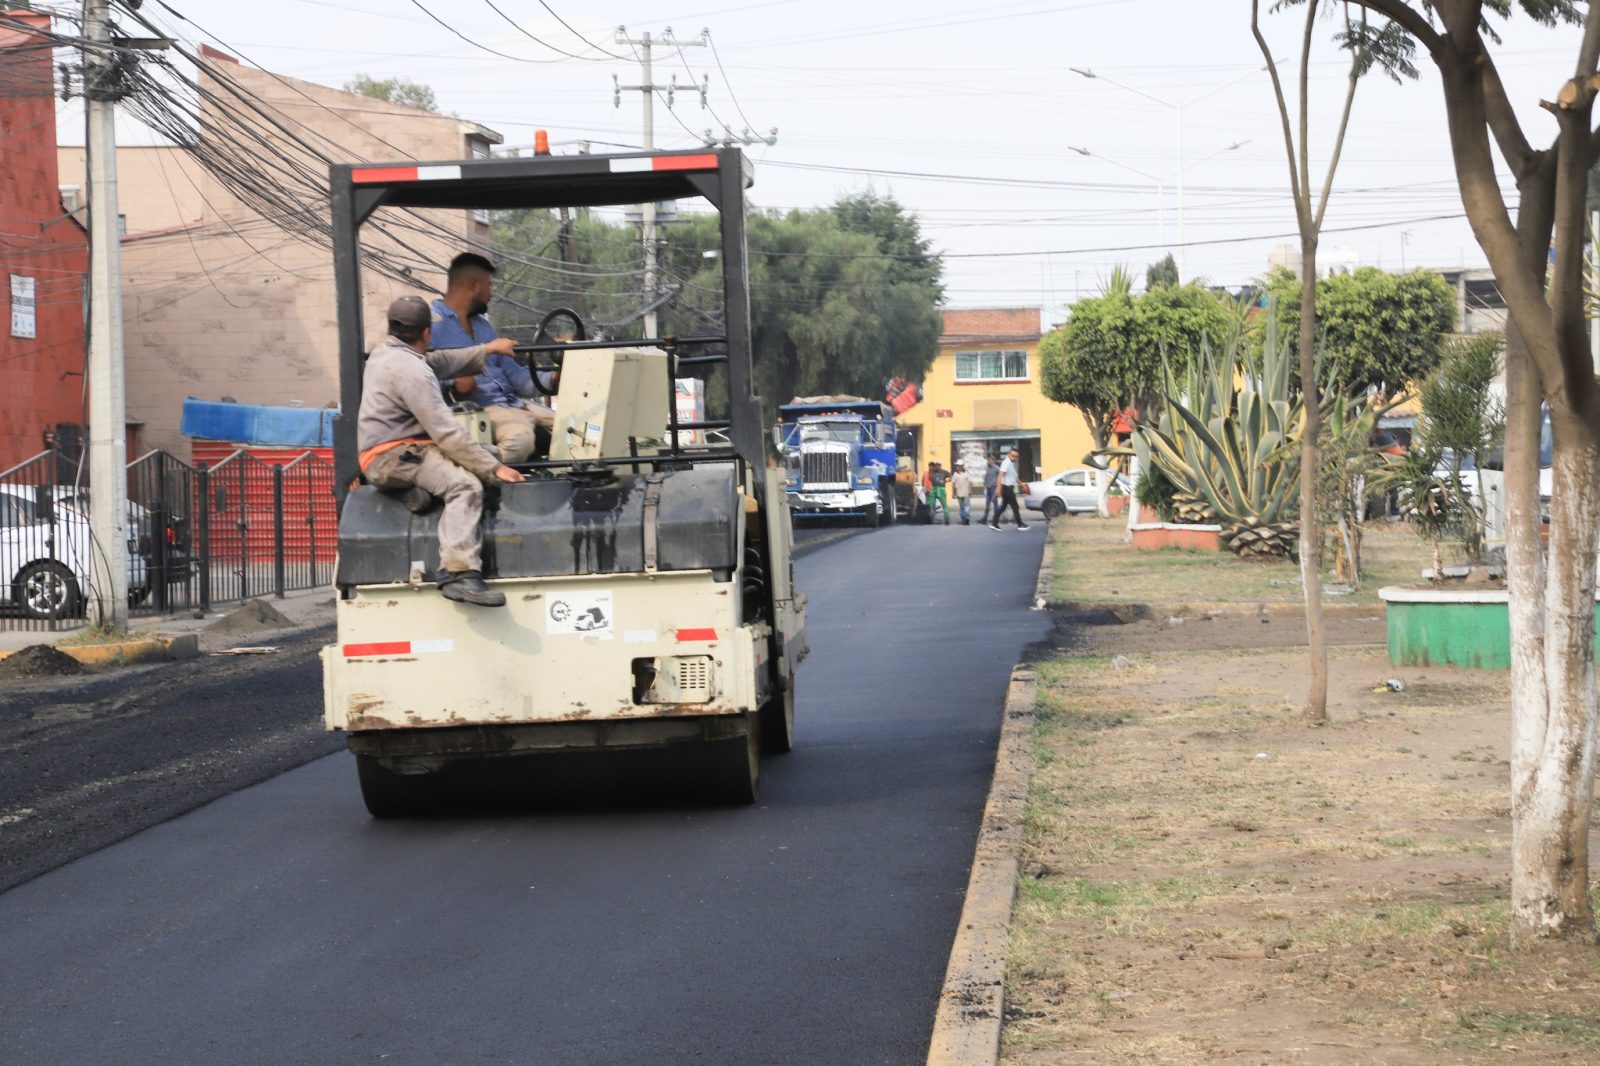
[1138,315,1304,557]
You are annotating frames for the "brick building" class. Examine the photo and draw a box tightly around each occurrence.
[0,8,88,470]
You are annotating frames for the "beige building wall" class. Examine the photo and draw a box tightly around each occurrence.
[58,146,209,234]
[58,47,500,453]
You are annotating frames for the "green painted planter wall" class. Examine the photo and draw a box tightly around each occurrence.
[1382,590,1600,670]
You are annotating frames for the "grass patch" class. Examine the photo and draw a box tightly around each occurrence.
[55,623,154,647]
[1047,514,1439,607]
[1456,1009,1600,1049]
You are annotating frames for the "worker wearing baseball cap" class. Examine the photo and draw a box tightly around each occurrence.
[356,294,525,607]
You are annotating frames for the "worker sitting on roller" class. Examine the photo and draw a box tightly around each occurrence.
[357,294,525,608]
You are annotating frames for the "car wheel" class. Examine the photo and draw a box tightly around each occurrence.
[17,561,82,621]
[1041,498,1067,519]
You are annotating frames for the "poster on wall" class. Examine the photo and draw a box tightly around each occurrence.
[10,275,35,339]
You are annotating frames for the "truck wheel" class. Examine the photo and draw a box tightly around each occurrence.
[710,717,761,804]
[356,754,429,818]
[760,680,796,755]
[860,502,879,529]
[880,486,897,526]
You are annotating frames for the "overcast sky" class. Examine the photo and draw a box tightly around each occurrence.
[62,0,1587,316]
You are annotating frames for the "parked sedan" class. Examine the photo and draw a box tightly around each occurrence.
[0,485,148,620]
[1024,467,1129,519]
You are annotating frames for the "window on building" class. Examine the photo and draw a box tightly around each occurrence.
[954,349,1028,382]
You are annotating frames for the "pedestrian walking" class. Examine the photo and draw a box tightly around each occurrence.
[951,461,973,525]
[989,448,1030,531]
[980,455,999,524]
[924,461,951,524]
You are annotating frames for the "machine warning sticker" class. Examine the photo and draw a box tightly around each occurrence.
[547,592,613,638]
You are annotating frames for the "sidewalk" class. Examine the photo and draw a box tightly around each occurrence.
[0,585,336,656]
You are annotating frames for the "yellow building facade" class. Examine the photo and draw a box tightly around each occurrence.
[899,308,1094,484]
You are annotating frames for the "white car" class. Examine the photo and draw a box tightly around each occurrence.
[1023,467,1129,519]
[0,484,148,620]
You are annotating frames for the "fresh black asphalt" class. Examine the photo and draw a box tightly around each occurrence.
[0,522,1049,1066]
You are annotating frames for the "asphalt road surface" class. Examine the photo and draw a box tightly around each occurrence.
[0,522,1048,1066]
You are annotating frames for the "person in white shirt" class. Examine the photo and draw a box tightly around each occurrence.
[989,447,1030,531]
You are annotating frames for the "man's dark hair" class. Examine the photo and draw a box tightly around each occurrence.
[389,321,427,344]
[448,252,496,285]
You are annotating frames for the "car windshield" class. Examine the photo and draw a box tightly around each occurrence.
[799,421,863,444]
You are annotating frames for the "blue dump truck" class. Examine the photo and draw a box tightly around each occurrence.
[775,397,898,527]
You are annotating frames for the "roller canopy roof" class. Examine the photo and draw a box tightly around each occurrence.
[332,148,753,218]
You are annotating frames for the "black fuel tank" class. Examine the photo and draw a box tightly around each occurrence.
[336,463,739,585]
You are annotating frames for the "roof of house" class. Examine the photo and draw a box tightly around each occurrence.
[939,307,1042,345]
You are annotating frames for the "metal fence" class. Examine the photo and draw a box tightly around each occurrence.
[0,446,337,632]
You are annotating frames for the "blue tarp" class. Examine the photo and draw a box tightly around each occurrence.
[181,398,336,447]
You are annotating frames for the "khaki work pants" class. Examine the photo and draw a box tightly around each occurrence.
[364,443,485,573]
[485,403,554,463]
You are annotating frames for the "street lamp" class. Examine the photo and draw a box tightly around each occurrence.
[1071,64,1266,276]
[1069,141,1248,265]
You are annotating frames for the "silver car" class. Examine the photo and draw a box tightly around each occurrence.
[1023,467,1128,519]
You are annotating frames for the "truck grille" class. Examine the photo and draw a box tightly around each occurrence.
[803,452,850,486]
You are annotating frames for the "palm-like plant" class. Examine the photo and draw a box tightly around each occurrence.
[1138,315,1303,556]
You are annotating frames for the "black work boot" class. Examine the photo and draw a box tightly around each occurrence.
[437,569,505,607]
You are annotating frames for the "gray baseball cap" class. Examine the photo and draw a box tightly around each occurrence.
[387,295,431,333]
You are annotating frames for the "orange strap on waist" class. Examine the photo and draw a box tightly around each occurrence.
[358,437,431,471]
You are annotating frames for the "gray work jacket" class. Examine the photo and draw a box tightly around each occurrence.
[357,335,500,479]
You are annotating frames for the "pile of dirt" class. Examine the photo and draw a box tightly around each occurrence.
[0,645,85,679]
[204,599,294,638]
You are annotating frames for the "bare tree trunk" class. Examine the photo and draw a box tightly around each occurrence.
[1298,244,1328,720]
[1345,0,1600,946]
[1516,419,1600,940]
[1254,0,1357,725]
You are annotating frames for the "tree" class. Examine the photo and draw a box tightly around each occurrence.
[1415,333,1505,564]
[831,190,944,298]
[492,194,944,423]
[1251,0,1368,725]
[343,74,438,112]
[1039,273,1231,450]
[1261,265,1458,396]
[1340,0,1593,946]
[1145,253,1180,290]
[1039,270,1139,451]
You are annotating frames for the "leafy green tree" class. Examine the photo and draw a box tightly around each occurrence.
[1040,276,1232,449]
[1145,253,1179,290]
[831,190,943,298]
[491,194,943,422]
[343,74,438,112]
[1413,332,1504,564]
[1260,266,1456,397]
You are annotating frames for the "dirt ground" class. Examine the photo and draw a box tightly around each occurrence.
[1003,618,1600,1065]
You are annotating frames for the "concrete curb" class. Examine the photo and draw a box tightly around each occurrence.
[1031,535,1055,610]
[0,632,200,667]
[926,666,1036,1066]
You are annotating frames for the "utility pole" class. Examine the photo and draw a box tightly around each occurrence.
[614,26,706,338]
[84,0,130,628]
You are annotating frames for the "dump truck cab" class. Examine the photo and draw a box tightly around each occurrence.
[320,148,806,814]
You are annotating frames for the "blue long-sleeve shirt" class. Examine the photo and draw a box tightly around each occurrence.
[429,299,538,410]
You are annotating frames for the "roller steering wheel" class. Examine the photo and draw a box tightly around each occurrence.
[526,307,587,396]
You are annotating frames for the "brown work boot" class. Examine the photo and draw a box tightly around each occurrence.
[437,570,505,607]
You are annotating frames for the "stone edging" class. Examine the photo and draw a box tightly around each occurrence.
[1044,598,1382,619]
[924,670,1038,1065]
[0,633,200,667]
